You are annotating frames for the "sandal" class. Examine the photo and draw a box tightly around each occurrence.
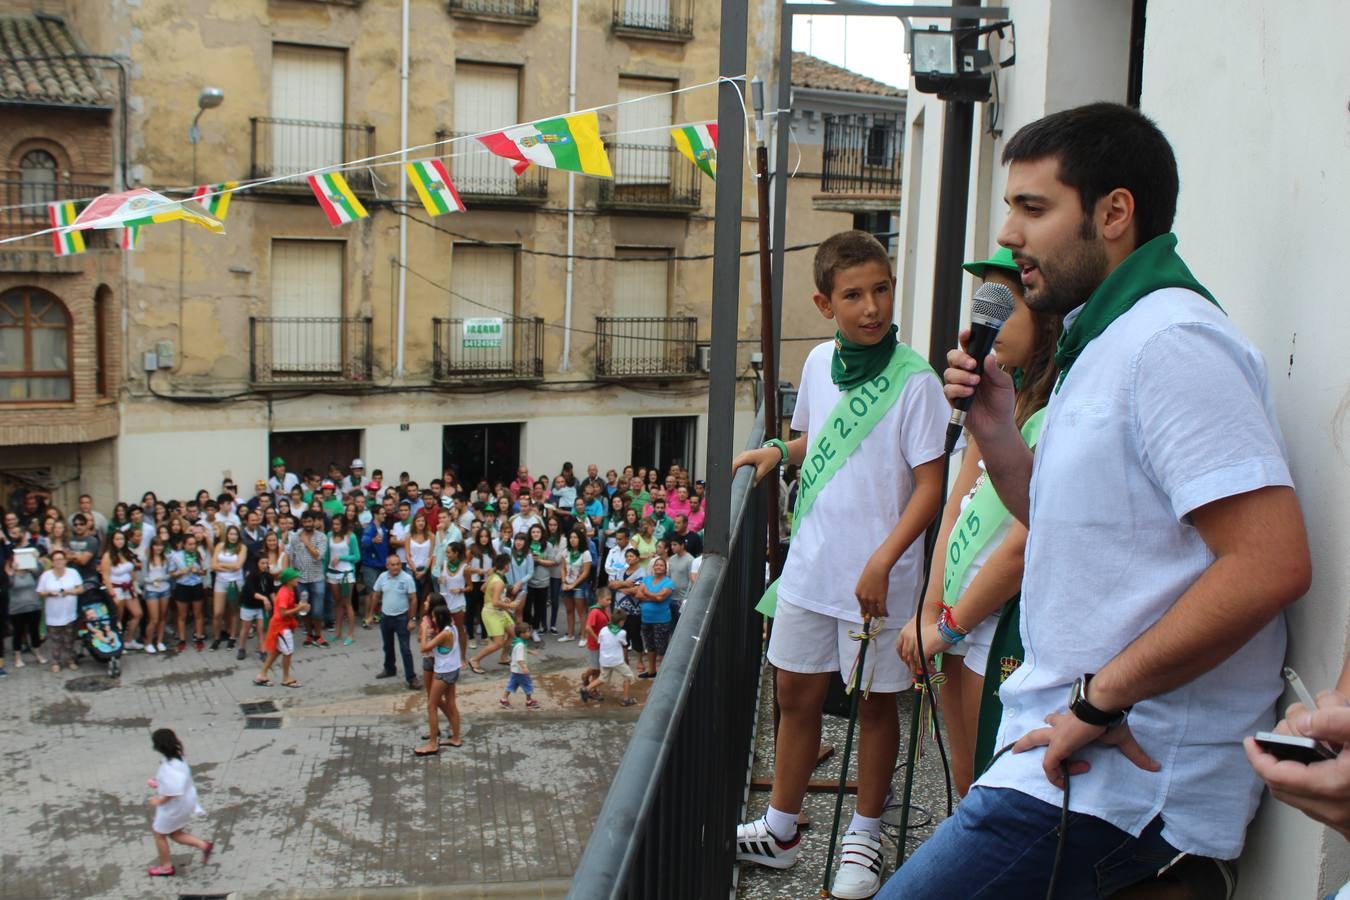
[147,865,175,877]
[281,680,303,688]
[202,840,215,864]
[444,738,463,748]
[413,744,440,757]
[253,678,272,687]
[468,662,486,675]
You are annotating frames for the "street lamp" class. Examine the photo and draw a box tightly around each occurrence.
[188,87,224,185]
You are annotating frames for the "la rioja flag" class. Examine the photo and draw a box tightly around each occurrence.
[405,159,466,216]
[307,172,369,227]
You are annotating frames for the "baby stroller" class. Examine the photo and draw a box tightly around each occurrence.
[78,598,124,677]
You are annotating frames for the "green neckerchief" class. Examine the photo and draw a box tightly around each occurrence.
[1055,233,1218,390]
[942,408,1047,607]
[831,323,899,390]
[529,541,542,554]
[511,637,529,648]
[445,559,462,574]
[756,342,934,619]
[568,549,582,563]
[606,623,623,634]
[512,549,528,564]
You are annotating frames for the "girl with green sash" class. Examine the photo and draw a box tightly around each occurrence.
[897,247,1062,796]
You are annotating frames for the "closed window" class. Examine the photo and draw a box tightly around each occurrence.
[271,44,346,176]
[453,63,522,194]
[612,247,670,318]
[270,240,344,371]
[19,150,59,214]
[615,77,675,185]
[449,243,517,321]
[0,287,72,402]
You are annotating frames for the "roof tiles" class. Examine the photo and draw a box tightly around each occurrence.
[0,13,113,107]
[790,51,903,98]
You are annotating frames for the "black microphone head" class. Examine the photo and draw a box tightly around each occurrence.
[970,282,1016,329]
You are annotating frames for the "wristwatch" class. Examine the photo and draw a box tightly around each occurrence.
[1068,674,1130,729]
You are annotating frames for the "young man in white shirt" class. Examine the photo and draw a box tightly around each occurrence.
[509,497,542,538]
[880,103,1311,899]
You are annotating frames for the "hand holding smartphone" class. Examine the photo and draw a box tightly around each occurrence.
[1250,667,1340,764]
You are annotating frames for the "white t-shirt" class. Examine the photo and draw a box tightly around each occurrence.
[598,626,629,667]
[777,340,949,624]
[432,626,461,674]
[439,564,467,612]
[37,569,82,626]
[604,545,629,583]
[391,521,412,563]
[562,549,592,585]
[509,640,528,674]
[407,536,432,572]
[152,757,204,835]
[984,289,1293,860]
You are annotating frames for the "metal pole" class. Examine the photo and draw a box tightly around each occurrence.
[703,0,748,559]
[771,9,793,365]
[751,78,782,581]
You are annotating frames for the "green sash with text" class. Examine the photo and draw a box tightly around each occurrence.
[942,408,1046,607]
[756,343,934,617]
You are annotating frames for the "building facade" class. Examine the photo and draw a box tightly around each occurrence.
[0,0,793,502]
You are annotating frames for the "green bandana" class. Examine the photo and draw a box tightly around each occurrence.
[511,637,529,648]
[568,549,582,563]
[529,541,542,554]
[607,623,623,634]
[831,323,899,390]
[446,560,462,574]
[1055,233,1218,389]
[513,549,527,563]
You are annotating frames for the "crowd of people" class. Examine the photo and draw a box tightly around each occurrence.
[0,458,707,713]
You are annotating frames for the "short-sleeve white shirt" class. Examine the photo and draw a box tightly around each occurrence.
[777,340,949,623]
[981,288,1293,860]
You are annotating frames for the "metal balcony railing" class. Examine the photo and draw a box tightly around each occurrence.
[432,315,543,383]
[249,316,373,385]
[0,180,108,253]
[433,130,549,203]
[567,413,767,899]
[249,117,376,193]
[612,0,694,39]
[599,145,701,212]
[595,316,699,379]
[821,113,904,195]
[447,0,539,21]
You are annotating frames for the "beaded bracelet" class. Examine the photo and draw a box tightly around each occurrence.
[762,438,789,465]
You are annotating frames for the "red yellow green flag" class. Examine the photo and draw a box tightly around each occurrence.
[405,159,466,216]
[307,172,369,227]
[191,182,236,221]
[48,201,85,256]
[477,111,612,178]
[671,123,718,180]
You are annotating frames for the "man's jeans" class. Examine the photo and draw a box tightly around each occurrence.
[380,612,415,682]
[298,581,330,626]
[878,786,1181,900]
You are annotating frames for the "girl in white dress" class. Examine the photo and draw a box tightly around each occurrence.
[147,728,213,877]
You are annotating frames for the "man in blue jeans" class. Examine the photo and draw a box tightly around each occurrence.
[883,103,1311,898]
[372,553,420,689]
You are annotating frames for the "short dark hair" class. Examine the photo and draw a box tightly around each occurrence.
[813,230,893,297]
[71,513,87,526]
[1002,102,1178,247]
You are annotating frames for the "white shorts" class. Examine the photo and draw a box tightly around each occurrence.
[239,606,266,622]
[276,628,294,656]
[961,615,999,679]
[766,597,912,694]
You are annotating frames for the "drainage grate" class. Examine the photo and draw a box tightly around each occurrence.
[66,675,118,693]
[244,716,282,730]
[239,700,279,715]
[180,894,231,899]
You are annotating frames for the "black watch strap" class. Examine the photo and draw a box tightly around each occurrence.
[1069,674,1129,728]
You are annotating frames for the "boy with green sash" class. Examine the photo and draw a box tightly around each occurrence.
[732,231,948,899]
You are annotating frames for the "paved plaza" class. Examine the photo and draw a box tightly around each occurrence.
[0,630,647,899]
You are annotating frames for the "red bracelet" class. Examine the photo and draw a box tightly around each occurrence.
[939,603,970,636]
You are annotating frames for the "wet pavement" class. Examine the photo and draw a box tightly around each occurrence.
[0,628,648,899]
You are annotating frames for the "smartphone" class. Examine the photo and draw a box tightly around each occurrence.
[1253,731,1336,764]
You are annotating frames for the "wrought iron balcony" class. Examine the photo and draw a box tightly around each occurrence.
[249,316,373,386]
[447,0,539,23]
[0,180,109,260]
[820,113,903,198]
[249,117,376,195]
[599,144,701,212]
[432,316,543,383]
[595,316,700,380]
[433,130,549,204]
[612,0,694,40]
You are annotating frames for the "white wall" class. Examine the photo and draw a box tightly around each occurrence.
[1143,2,1350,894]
[119,426,267,502]
[899,0,1350,893]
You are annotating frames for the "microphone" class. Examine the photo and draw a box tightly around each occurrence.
[945,282,1016,453]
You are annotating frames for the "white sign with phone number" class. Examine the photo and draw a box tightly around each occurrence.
[463,317,503,349]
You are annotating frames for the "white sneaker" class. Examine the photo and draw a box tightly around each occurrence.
[735,817,801,870]
[145,643,158,655]
[124,640,144,650]
[532,633,542,644]
[830,830,884,899]
[156,642,167,653]
[561,633,573,642]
